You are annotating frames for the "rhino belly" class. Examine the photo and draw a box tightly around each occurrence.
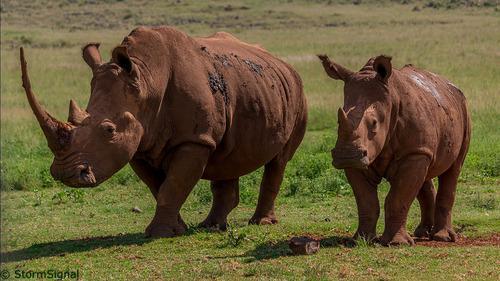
[202,117,291,180]
[203,93,299,180]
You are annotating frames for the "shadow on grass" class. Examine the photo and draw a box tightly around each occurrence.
[1,232,153,263]
[243,235,355,262]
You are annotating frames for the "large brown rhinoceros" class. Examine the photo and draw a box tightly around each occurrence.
[318,54,470,246]
[20,26,307,238]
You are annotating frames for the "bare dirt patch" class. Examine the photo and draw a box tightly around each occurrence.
[294,233,500,249]
[415,233,500,248]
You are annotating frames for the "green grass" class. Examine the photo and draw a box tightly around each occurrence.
[1,0,499,280]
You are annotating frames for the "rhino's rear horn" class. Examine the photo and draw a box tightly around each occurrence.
[20,47,72,153]
[68,99,90,125]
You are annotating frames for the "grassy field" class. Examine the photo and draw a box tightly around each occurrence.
[1,0,499,280]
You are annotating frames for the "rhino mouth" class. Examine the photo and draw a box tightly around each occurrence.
[331,148,370,170]
[51,160,98,188]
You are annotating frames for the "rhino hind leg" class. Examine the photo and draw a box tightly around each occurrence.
[249,112,307,226]
[249,158,285,225]
[199,178,240,231]
[431,162,462,242]
[414,180,436,238]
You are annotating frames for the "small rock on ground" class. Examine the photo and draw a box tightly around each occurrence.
[132,206,143,213]
[289,236,320,255]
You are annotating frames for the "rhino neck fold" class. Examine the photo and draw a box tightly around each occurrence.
[381,72,401,149]
[364,73,402,180]
[133,91,173,170]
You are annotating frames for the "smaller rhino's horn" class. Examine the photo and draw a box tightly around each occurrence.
[337,107,353,133]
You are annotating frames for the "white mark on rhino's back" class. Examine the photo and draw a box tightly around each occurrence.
[446,81,465,97]
[410,72,443,106]
[447,81,458,89]
[447,81,461,92]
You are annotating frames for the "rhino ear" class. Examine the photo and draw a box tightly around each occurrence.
[82,43,102,73]
[317,54,354,82]
[373,55,392,82]
[112,46,136,76]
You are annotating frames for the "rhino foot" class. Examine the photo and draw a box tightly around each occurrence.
[199,217,228,231]
[353,230,377,242]
[145,215,188,238]
[145,222,187,238]
[248,214,278,225]
[431,227,457,242]
[414,223,433,238]
[380,230,415,246]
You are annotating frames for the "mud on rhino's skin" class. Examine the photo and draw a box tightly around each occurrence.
[318,54,470,246]
[243,59,264,76]
[20,26,307,238]
[214,54,232,67]
[208,71,229,105]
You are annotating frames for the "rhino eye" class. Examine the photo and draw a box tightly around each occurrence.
[368,119,378,132]
[100,122,116,136]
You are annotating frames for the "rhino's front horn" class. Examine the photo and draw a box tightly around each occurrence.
[68,99,89,125]
[20,47,72,153]
[337,107,353,133]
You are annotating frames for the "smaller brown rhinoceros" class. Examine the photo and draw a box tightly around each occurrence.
[318,54,471,246]
[20,26,307,238]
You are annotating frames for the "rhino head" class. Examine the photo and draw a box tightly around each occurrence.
[20,45,144,187]
[318,54,393,170]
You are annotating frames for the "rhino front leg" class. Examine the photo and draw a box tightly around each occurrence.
[249,158,286,225]
[414,180,436,238]
[199,178,240,231]
[381,154,431,246]
[345,169,380,241]
[130,158,165,200]
[145,143,210,238]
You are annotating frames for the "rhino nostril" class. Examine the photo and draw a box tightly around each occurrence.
[80,168,89,177]
[77,163,91,177]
